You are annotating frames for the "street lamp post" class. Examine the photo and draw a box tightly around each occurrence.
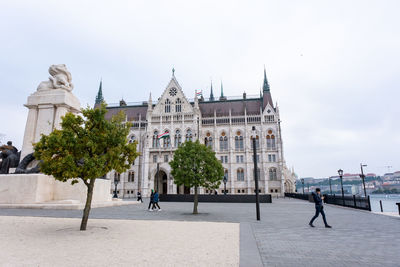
[329,178,332,195]
[301,178,305,194]
[360,163,368,198]
[338,169,344,206]
[252,126,260,221]
[156,162,160,193]
[223,176,227,195]
[113,179,119,198]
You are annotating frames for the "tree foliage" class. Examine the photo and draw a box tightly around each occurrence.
[34,104,139,230]
[169,140,224,213]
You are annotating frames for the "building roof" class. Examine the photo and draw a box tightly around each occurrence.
[105,104,148,121]
[198,98,262,117]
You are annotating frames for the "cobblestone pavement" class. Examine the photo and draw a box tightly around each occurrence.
[1,198,399,266]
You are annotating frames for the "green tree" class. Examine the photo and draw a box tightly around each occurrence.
[34,104,139,230]
[169,140,224,214]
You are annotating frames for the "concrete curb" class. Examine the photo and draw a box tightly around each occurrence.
[0,200,140,210]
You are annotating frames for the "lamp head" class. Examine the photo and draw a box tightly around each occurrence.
[251,126,256,138]
[338,169,343,176]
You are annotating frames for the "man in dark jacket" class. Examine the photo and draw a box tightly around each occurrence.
[137,190,143,203]
[309,188,332,228]
[152,190,162,211]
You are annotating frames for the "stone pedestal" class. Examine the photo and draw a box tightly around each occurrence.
[20,89,80,160]
[0,174,111,204]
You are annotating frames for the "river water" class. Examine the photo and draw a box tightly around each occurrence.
[369,194,400,212]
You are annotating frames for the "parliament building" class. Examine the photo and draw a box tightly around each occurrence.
[96,69,297,197]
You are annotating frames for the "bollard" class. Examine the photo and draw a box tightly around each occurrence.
[380,200,383,212]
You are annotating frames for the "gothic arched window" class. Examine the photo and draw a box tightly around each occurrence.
[185,129,193,142]
[237,168,244,181]
[266,130,275,150]
[235,131,244,151]
[205,133,213,148]
[269,168,277,180]
[174,129,182,147]
[162,130,171,148]
[165,99,171,113]
[153,131,160,148]
[129,135,136,144]
[175,98,182,112]
[219,132,228,151]
[271,135,276,149]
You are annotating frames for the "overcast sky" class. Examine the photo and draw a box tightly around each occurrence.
[1,0,399,178]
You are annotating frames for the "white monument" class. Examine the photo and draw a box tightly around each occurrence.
[0,65,118,209]
[20,64,81,160]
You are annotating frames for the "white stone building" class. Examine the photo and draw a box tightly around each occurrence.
[96,70,296,197]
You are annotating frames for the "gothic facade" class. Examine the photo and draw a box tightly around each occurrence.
[98,70,296,197]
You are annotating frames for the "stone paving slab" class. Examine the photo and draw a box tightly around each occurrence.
[1,197,399,266]
[0,216,239,267]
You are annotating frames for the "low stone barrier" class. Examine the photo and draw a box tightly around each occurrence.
[159,194,272,203]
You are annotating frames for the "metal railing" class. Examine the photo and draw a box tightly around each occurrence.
[285,193,371,211]
[285,193,310,201]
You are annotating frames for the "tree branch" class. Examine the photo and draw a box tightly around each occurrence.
[81,178,89,187]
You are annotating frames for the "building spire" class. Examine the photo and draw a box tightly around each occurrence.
[95,79,104,105]
[209,81,214,101]
[220,81,224,97]
[263,66,270,92]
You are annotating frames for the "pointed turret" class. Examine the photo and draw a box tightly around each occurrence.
[148,92,153,111]
[95,79,104,107]
[219,81,226,101]
[209,81,214,101]
[263,67,270,92]
[262,67,274,110]
[194,90,199,109]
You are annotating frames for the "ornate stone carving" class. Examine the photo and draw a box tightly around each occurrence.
[37,64,74,92]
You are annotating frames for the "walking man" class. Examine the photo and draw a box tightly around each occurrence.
[148,189,154,211]
[152,190,162,211]
[137,190,143,203]
[309,188,332,228]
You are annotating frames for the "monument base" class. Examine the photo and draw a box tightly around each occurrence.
[0,174,122,209]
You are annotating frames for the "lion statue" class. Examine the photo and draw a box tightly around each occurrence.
[37,64,74,92]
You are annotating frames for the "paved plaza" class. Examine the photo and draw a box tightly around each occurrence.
[0,198,399,266]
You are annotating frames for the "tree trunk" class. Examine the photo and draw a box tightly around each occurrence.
[193,185,198,214]
[80,178,95,231]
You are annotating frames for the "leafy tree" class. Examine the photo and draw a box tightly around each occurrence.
[34,104,139,230]
[169,140,224,214]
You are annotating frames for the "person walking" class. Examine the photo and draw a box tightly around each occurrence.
[309,188,332,228]
[152,190,162,211]
[148,189,154,211]
[137,190,143,203]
